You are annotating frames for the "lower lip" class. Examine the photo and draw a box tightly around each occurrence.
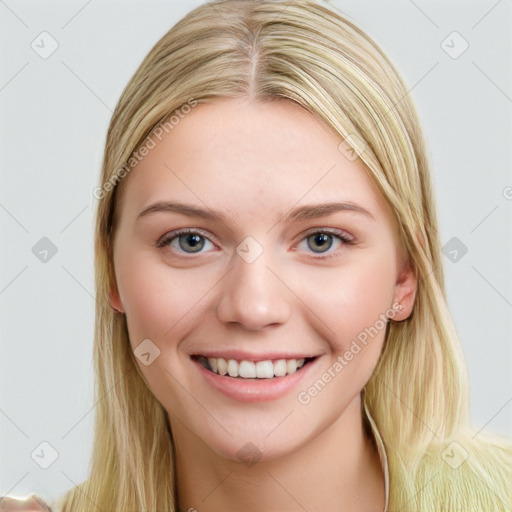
[194,359,317,402]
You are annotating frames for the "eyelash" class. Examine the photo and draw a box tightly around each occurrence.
[156,228,355,259]
[156,228,215,251]
[298,228,355,259]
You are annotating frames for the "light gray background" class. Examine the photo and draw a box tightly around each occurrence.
[1,0,511,502]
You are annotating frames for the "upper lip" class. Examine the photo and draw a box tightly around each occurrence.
[190,350,319,362]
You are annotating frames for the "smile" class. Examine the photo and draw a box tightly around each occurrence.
[196,356,311,379]
[191,353,318,402]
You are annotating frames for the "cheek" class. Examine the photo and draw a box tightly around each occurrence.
[294,259,395,411]
[114,251,218,409]
[299,254,395,355]
[115,250,216,346]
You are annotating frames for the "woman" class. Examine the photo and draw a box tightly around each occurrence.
[3,0,510,510]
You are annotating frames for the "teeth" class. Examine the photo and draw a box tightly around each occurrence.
[239,360,257,378]
[255,360,274,379]
[227,359,239,377]
[198,356,308,379]
[217,357,228,375]
[286,359,297,374]
[273,359,287,377]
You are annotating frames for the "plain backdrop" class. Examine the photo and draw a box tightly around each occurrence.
[1,0,511,501]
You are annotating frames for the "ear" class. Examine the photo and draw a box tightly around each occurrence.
[390,255,417,322]
[109,281,125,314]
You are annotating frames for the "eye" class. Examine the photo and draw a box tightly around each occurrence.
[157,229,216,254]
[297,230,354,256]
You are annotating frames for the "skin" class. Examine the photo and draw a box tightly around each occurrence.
[110,97,417,512]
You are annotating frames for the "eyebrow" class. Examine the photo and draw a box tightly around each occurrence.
[137,201,375,222]
[286,202,375,222]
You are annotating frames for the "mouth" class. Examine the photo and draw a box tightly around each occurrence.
[190,352,319,402]
[192,355,315,379]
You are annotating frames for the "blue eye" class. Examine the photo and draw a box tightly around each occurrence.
[307,233,334,253]
[298,230,353,256]
[157,230,215,254]
[157,229,353,257]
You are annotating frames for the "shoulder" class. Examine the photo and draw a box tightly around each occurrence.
[0,494,52,511]
[415,431,512,511]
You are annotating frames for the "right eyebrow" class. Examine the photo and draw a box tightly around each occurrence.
[137,201,224,221]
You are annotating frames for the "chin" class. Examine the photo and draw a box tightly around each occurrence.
[205,429,306,466]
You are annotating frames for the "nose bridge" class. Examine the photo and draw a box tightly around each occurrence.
[216,241,292,330]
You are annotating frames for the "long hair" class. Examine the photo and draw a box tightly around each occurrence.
[60,1,512,510]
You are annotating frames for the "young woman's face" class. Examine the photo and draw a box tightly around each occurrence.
[110,98,415,462]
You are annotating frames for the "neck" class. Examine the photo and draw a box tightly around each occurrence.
[173,395,386,512]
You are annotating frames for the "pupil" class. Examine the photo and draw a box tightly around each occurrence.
[308,233,332,253]
[179,234,204,252]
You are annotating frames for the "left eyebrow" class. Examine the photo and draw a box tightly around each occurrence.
[285,201,376,222]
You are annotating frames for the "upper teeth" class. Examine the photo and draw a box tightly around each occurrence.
[199,356,307,379]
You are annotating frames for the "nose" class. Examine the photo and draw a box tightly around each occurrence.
[216,251,292,331]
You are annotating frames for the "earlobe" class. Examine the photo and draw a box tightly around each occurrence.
[391,257,417,322]
[109,284,125,314]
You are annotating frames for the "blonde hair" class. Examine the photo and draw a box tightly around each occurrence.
[60,1,512,510]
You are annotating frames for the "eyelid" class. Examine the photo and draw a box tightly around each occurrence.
[156,227,218,250]
[300,227,355,243]
[292,227,356,259]
[155,226,355,256]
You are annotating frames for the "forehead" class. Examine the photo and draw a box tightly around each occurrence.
[116,98,394,228]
